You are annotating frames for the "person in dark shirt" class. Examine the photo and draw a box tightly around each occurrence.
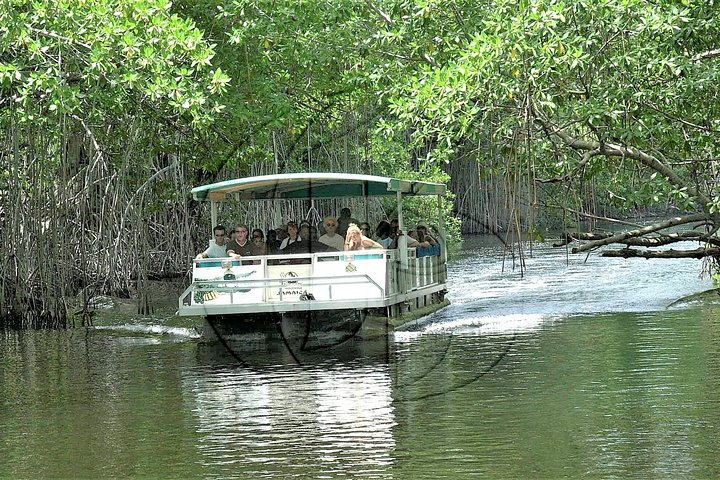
[336,208,359,238]
[226,224,254,257]
[266,228,281,254]
[279,221,302,250]
[250,228,267,256]
[375,220,394,248]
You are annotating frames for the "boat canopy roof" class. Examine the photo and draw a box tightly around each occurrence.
[191,172,447,202]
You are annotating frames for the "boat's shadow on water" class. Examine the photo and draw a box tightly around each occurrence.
[196,328,394,368]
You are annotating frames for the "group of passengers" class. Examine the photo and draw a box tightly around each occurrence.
[196,208,438,259]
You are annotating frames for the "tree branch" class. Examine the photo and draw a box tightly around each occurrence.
[620,231,719,247]
[692,48,720,63]
[556,230,720,248]
[364,0,395,25]
[536,148,601,183]
[545,205,643,228]
[533,114,713,208]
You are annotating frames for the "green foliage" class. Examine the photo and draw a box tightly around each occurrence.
[357,0,720,220]
[176,0,373,167]
[0,0,227,127]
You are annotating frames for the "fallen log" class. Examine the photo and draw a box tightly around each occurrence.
[601,247,720,259]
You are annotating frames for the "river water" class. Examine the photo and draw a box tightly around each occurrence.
[2,235,720,478]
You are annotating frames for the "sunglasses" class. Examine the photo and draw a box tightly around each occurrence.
[325,223,336,227]
[252,235,263,239]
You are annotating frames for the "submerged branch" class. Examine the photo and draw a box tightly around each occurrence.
[554,232,612,247]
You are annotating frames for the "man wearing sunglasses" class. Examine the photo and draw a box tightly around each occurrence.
[195,225,228,259]
[318,216,345,251]
[226,224,254,257]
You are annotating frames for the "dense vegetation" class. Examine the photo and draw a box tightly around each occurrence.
[2,0,720,327]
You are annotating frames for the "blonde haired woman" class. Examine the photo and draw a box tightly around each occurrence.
[344,223,383,251]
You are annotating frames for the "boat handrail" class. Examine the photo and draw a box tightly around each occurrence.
[178,272,385,309]
[186,274,383,291]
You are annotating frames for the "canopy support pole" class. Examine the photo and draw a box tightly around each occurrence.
[211,201,218,231]
[397,190,408,295]
[438,194,447,265]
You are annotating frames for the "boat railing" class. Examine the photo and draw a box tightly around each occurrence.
[180,273,384,306]
[177,247,446,313]
[406,247,446,291]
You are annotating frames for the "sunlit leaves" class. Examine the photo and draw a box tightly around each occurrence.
[0,0,228,126]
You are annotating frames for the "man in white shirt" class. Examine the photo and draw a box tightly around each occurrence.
[318,216,345,251]
[196,225,228,259]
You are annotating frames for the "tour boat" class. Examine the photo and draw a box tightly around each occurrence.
[177,173,449,345]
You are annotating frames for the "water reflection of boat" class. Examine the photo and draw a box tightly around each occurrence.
[183,356,396,477]
[177,173,450,342]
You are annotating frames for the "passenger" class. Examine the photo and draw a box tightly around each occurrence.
[318,216,344,251]
[298,223,311,243]
[337,207,359,238]
[226,224,254,257]
[416,222,441,257]
[310,226,332,252]
[266,228,281,254]
[250,228,267,256]
[309,225,319,240]
[416,222,437,246]
[284,226,330,254]
[374,220,394,249]
[407,227,435,248]
[390,228,422,249]
[275,225,288,243]
[359,222,372,238]
[344,223,383,251]
[279,221,302,250]
[196,224,228,259]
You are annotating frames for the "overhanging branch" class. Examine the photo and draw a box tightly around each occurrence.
[571,213,710,253]
[533,114,713,208]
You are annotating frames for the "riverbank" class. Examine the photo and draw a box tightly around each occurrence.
[79,279,202,330]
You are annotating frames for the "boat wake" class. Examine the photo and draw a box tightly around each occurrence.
[394,313,550,341]
[94,324,202,340]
